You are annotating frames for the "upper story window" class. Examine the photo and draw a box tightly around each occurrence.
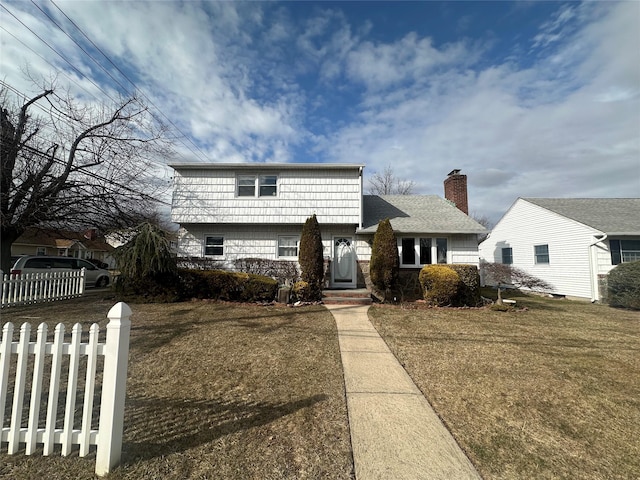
[501,247,513,264]
[237,174,278,197]
[610,239,640,265]
[534,244,549,264]
[400,237,447,267]
[237,176,256,196]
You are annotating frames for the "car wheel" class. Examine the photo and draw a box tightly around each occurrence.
[96,277,109,288]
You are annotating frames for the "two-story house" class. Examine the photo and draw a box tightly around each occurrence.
[170,163,487,289]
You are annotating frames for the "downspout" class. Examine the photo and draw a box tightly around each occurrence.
[588,234,607,303]
[358,166,363,230]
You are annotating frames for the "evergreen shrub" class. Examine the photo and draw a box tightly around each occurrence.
[179,269,277,302]
[419,265,460,306]
[448,264,481,307]
[608,260,640,310]
[298,215,324,300]
[369,218,399,297]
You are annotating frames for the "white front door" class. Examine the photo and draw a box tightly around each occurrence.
[333,236,356,287]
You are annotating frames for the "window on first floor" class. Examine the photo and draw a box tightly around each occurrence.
[204,236,224,256]
[400,237,447,267]
[501,247,513,264]
[36,247,46,256]
[278,236,299,258]
[534,244,549,264]
[610,239,640,265]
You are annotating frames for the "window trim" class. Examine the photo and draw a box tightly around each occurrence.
[534,244,549,264]
[204,235,224,256]
[277,235,299,258]
[399,236,448,267]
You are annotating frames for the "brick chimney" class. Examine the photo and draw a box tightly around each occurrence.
[444,169,468,215]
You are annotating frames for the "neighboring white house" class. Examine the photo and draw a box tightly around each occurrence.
[479,198,640,301]
[170,163,487,288]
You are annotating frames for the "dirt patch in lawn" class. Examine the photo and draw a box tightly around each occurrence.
[1,297,354,479]
[369,293,640,480]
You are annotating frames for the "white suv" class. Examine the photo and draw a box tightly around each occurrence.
[11,256,111,288]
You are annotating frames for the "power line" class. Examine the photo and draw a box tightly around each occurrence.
[0,2,118,104]
[47,0,211,163]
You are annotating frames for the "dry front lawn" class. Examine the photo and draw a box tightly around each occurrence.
[369,293,640,479]
[1,297,353,479]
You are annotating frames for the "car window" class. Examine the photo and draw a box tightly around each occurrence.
[52,258,74,268]
[78,259,95,269]
[25,258,52,268]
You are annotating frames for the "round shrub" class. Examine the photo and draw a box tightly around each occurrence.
[448,264,481,307]
[419,265,460,306]
[608,260,640,310]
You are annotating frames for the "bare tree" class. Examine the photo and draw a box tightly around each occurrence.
[367,165,415,195]
[480,261,553,304]
[1,79,171,272]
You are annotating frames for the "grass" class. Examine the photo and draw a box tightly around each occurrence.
[0,296,354,479]
[369,291,640,480]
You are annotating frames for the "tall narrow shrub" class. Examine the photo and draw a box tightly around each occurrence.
[298,214,324,300]
[369,218,399,298]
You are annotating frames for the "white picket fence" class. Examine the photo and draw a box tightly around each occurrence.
[1,270,86,308]
[0,302,131,476]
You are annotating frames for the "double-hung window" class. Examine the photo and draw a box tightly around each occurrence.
[501,247,513,264]
[278,236,299,258]
[204,236,224,256]
[610,239,640,265]
[237,174,278,197]
[534,244,549,264]
[400,237,448,267]
[237,175,256,197]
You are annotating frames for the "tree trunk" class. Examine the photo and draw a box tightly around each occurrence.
[0,229,21,274]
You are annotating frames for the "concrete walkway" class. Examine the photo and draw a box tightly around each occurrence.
[325,304,481,480]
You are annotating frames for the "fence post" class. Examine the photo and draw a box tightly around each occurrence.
[95,302,132,476]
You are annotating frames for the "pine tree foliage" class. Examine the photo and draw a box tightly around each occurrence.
[369,218,399,294]
[298,214,324,300]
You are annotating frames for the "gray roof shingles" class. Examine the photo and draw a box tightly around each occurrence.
[523,198,640,235]
[359,195,487,234]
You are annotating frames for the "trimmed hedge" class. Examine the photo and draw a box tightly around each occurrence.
[179,269,278,302]
[608,261,640,310]
[448,264,481,307]
[419,265,460,306]
[418,264,481,307]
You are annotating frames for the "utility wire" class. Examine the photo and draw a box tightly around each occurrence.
[48,0,211,163]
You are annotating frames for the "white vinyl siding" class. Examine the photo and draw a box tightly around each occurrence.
[172,167,361,225]
[479,199,606,299]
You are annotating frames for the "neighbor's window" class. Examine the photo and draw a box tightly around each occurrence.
[278,236,299,258]
[400,237,448,267]
[259,175,278,197]
[204,236,224,256]
[501,247,513,265]
[534,244,549,264]
[237,175,256,197]
[36,247,46,256]
[610,239,640,265]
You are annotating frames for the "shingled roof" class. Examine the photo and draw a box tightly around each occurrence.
[523,198,640,235]
[359,195,487,234]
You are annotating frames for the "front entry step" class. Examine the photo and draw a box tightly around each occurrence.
[322,288,372,306]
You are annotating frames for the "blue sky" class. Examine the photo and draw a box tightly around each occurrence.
[1,1,638,223]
